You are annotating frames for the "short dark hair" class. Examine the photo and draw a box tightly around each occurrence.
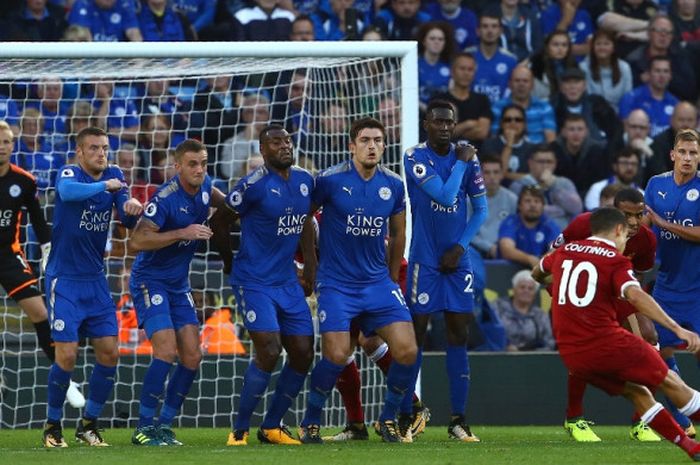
[174,138,206,161]
[614,146,641,164]
[600,183,624,202]
[349,117,385,142]
[76,126,107,146]
[425,98,456,119]
[479,153,502,167]
[613,187,644,207]
[590,207,627,235]
[530,143,555,159]
[563,113,587,126]
[674,128,700,148]
[518,184,545,204]
[648,55,671,72]
[259,124,287,144]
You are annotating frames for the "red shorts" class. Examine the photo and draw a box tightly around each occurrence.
[561,331,668,396]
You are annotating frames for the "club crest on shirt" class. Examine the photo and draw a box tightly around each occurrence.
[535,231,545,243]
[9,184,21,197]
[687,189,699,202]
[378,186,392,200]
[300,183,309,197]
[413,163,427,179]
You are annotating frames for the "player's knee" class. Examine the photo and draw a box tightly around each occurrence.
[392,342,417,365]
[324,346,351,365]
[152,345,178,364]
[55,350,78,371]
[290,348,314,372]
[95,346,119,367]
[255,339,283,369]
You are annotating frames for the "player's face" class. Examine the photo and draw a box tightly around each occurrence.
[671,139,700,176]
[176,150,208,188]
[350,127,385,169]
[77,134,110,175]
[424,107,456,146]
[617,200,644,238]
[613,223,630,252]
[0,129,13,166]
[261,129,294,170]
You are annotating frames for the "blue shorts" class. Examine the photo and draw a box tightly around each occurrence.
[46,275,117,342]
[130,281,199,339]
[405,262,475,314]
[316,278,411,335]
[233,283,312,336]
[654,295,700,349]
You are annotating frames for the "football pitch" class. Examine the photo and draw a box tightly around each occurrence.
[1,426,698,464]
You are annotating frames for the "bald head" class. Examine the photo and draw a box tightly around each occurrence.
[625,109,650,140]
[671,102,698,131]
[509,66,534,100]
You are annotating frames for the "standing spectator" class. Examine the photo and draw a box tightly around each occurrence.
[290,13,315,40]
[233,0,295,41]
[138,0,195,41]
[484,0,543,63]
[584,148,642,211]
[68,0,143,42]
[90,79,141,147]
[672,0,700,45]
[373,0,430,40]
[529,31,577,101]
[422,0,478,50]
[580,29,634,113]
[493,270,555,352]
[172,0,216,34]
[311,0,364,40]
[645,101,698,180]
[482,103,535,182]
[540,0,593,59]
[416,21,455,111]
[600,0,657,59]
[5,0,68,41]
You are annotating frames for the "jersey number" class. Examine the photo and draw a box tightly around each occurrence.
[558,260,597,307]
[464,273,473,293]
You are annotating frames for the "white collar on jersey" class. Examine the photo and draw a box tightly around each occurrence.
[587,236,616,248]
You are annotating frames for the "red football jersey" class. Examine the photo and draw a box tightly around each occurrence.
[556,212,657,273]
[541,237,641,356]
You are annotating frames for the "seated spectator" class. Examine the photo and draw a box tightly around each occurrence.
[68,0,143,42]
[376,95,402,161]
[233,0,295,41]
[172,0,217,35]
[422,0,478,50]
[139,0,195,41]
[493,269,555,352]
[551,113,609,195]
[492,66,557,144]
[373,0,430,40]
[0,94,20,134]
[580,29,634,113]
[607,108,654,184]
[26,77,71,151]
[416,21,455,112]
[598,182,625,208]
[12,107,60,199]
[4,0,68,41]
[137,78,189,144]
[298,102,348,169]
[645,100,698,181]
[290,13,315,40]
[484,0,542,64]
[469,154,517,259]
[138,113,175,183]
[117,144,155,204]
[61,24,92,41]
[360,24,383,40]
[498,185,561,268]
[619,56,679,137]
[220,92,271,180]
[465,11,517,105]
[481,103,535,182]
[540,0,593,59]
[90,79,141,147]
[311,0,364,40]
[510,144,583,229]
[672,0,700,45]
[584,147,642,211]
[529,31,577,100]
[270,70,307,138]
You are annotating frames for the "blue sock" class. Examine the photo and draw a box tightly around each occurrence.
[664,356,691,428]
[233,363,271,432]
[380,361,415,421]
[261,364,307,429]
[47,363,72,424]
[84,363,117,421]
[399,349,422,415]
[138,358,172,428]
[159,364,197,427]
[446,345,469,418]
[301,358,344,427]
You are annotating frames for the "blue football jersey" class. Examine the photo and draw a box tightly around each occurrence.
[227,166,314,288]
[313,161,405,286]
[47,164,135,279]
[404,142,486,268]
[469,47,517,105]
[645,172,700,299]
[131,175,213,292]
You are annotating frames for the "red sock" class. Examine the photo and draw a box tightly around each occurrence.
[336,361,364,423]
[375,350,420,404]
[648,408,688,446]
[566,373,586,419]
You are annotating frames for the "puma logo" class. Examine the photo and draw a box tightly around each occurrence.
[342,186,353,195]
[658,191,667,199]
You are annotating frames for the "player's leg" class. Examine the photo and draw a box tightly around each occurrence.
[563,373,601,442]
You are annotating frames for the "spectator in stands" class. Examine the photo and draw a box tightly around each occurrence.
[65,101,98,162]
[465,11,517,105]
[0,93,20,135]
[290,14,315,40]
[27,77,70,151]
[498,185,561,268]
[4,0,68,41]
[116,144,154,204]
[90,79,141,146]
[376,95,403,161]
[584,147,642,211]
[172,0,216,35]
[529,31,577,100]
[672,0,700,45]
[137,78,188,145]
[598,0,657,59]
[607,108,654,182]
[68,0,143,42]
[138,0,195,41]
[619,55,679,137]
[492,66,557,144]
[416,21,455,112]
[298,102,348,169]
[509,144,583,229]
[61,24,92,41]
[311,0,364,40]
[551,67,622,147]
[482,103,535,183]
[360,24,384,40]
[580,29,634,113]
[470,154,517,259]
[551,113,609,195]
[373,0,429,40]
[271,70,307,138]
[483,0,542,64]
[233,0,296,41]
[13,107,60,198]
[493,269,555,352]
[422,0,478,50]
[645,100,698,180]
[540,0,593,59]
[599,182,624,208]
[138,113,173,183]
[220,92,271,180]
[626,14,697,102]
[432,53,491,147]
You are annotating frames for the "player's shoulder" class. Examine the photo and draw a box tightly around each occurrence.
[317,160,352,179]
[377,165,403,185]
[238,165,271,190]
[290,165,314,182]
[8,163,36,183]
[104,164,124,178]
[404,142,429,160]
[155,177,181,201]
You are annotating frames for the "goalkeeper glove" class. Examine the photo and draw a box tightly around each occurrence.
[40,242,51,273]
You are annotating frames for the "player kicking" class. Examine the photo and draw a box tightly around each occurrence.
[298,117,417,444]
[129,139,226,446]
[42,127,143,447]
[534,207,700,462]
[0,120,85,409]
[554,187,664,442]
[402,100,487,442]
[209,125,315,446]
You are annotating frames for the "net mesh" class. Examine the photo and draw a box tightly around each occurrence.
[0,53,406,428]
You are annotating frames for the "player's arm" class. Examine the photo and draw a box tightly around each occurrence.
[57,175,122,202]
[300,203,321,295]
[439,193,488,273]
[129,217,213,252]
[387,210,406,283]
[646,205,700,243]
[531,253,554,285]
[210,187,227,209]
[112,177,143,229]
[209,204,239,275]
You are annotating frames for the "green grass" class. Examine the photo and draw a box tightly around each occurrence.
[0,426,696,464]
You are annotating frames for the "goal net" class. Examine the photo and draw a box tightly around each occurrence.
[0,42,418,428]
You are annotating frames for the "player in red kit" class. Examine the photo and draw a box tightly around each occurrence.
[534,207,700,462]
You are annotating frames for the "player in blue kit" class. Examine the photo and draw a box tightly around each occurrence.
[128,139,227,446]
[402,99,488,442]
[42,127,143,448]
[209,125,315,446]
[298,117,417,444]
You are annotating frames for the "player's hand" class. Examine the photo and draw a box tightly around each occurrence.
[677,328,700,353]
[644,205,664,227]
[40,242,51,273]
[455,140,477,163]
[105,178,124,192]
[123,198,143,216]
[302,263,316,296]
[439,244,465,273]
[180,224,213,241]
